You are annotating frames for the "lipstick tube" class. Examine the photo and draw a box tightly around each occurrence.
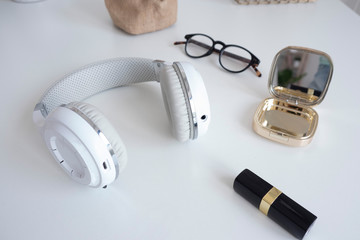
[233,169,317,239]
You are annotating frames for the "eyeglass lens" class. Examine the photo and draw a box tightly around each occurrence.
[185,34,253,73]
[220,46,252,72]
[185,35,213,57]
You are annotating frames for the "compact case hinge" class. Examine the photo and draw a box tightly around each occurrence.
[286,98,299,106]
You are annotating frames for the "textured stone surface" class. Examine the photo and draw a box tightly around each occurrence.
[105,0,177,35]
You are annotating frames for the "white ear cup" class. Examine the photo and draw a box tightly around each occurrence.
[156,61,211,142]
[159,65,191,142]
[34,58,210,188]
[42,104,123,187]
[67,102,127,172]
[173,62,211,138]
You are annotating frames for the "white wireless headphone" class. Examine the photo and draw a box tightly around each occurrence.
[33,58,211,188]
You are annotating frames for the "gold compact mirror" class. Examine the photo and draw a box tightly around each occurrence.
[253,46,333,146]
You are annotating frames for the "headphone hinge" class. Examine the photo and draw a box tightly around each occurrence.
[153,60,166,82]
[33,102,48,128]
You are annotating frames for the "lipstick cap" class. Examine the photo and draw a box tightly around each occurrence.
[233,169,317,239]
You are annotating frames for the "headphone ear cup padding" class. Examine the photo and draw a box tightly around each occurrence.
[159,66,191,142]
[67,102,127,171]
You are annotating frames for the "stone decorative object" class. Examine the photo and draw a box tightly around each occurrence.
[104,0,178,35]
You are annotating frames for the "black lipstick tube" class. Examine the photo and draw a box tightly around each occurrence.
[233,169,317,239]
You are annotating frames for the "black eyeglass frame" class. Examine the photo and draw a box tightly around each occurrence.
[174,33,262,77]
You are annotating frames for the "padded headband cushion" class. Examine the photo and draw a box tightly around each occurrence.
[160,65,190,142]
[67,102,127,172]
[40,58,157,114]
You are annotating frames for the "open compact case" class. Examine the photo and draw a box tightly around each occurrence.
[253,46,333,146]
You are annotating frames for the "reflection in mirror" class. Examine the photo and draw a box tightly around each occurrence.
[272,48,332,103]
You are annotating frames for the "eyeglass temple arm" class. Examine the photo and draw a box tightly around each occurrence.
[174,40,261,77]
[174,41,186,45]
[252,65,262,77]
[217,49,250,63]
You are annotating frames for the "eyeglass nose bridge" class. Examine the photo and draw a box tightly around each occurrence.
[212,41,226,54]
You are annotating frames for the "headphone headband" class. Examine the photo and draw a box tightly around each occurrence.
[38,57,157,115]
[33,57,211,187]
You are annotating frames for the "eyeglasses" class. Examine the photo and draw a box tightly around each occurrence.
[174,33,262,77]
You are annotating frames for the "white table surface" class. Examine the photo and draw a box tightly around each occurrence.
[1,0,359,239]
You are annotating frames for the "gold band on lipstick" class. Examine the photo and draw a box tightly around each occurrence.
[259,187,282,215]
